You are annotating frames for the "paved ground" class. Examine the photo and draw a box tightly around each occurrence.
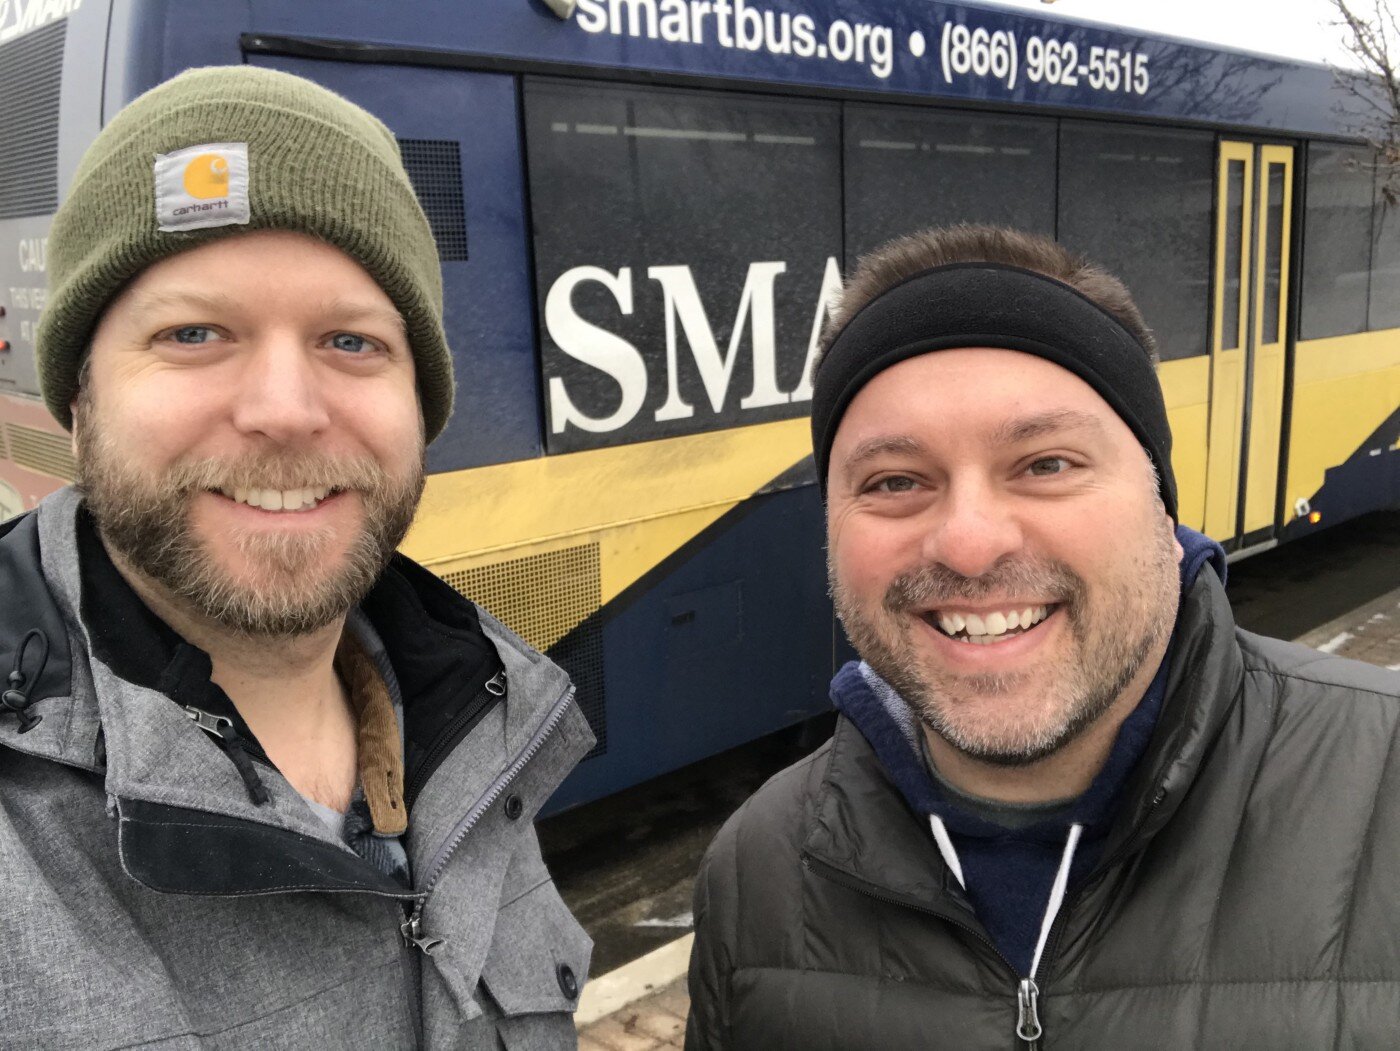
[579,978,689,1051]
[576,569,1400,1046]
[1294,585,1400,670]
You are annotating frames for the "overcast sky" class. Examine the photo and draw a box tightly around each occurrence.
[973,0,1364,69]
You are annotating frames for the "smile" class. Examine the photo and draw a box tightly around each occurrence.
[215,485,337,512]
[925,604,1058,646]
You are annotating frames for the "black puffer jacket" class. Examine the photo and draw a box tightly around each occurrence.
[686,568,1400,1049]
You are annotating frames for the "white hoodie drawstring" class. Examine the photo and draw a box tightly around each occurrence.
[1030,822,1082,980]
[929,814,966,889]
[929,815,1084,1045]
[927,815,1083,980]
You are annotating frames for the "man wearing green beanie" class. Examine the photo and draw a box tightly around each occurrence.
[0,66,594,1050]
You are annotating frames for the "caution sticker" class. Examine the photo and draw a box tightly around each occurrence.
[154,142,250,232]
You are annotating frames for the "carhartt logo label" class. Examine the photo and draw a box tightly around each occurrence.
[183,153,230,199]
[154,142,250,231]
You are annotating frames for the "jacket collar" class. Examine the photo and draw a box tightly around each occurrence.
[0,488,589,893]
[803,562,1246,906]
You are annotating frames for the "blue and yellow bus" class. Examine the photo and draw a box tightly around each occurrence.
[1,0,1396,809]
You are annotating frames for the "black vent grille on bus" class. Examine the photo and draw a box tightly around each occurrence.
[397,139,468,262]
[439,543,607,760]
[4,422,75,481]
[0,19,65,221]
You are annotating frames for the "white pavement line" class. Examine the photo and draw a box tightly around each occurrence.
[1295,586,1400,651]
[1317,631,1355,654]
[576,933,694,1027]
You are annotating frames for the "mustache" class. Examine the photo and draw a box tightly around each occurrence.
[153,452,400,495]
[883,556,1084,613]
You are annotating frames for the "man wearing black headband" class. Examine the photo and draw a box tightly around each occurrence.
[686,226,1400,1049]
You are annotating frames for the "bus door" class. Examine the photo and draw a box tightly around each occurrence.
[1204,141,1295,547]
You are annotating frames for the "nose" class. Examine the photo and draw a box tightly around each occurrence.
[921,477,1024,579]
[229,335,331,443]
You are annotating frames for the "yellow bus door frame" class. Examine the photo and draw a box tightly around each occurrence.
[1204,141,1295,546]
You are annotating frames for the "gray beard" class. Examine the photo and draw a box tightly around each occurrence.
[831,522,1180,767]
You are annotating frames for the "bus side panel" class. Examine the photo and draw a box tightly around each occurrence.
[0,2,113,515]
[1282,329,1400,535]
[545,482,835,812]
[247,55,544,473]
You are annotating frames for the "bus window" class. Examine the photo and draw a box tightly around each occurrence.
[1057,123,1213,361]
[1300,144,1374,340]
[523,79,841,455]
[843,105,1056,262]
[1261,161,1287,346]
[1370,191,1400,331]
[1222,158,1247,352]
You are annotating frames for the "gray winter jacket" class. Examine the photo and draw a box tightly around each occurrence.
[0,488,595,1050]
[687,562,1400,1049]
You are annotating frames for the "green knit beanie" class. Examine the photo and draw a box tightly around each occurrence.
[37,65,454,440]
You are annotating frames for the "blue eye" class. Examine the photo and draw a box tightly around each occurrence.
[330,332,371,354]
[169,325,217,344]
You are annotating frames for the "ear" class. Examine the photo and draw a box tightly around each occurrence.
[69,397,81,459]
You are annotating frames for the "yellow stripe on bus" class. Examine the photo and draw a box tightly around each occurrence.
[403,415,813,612]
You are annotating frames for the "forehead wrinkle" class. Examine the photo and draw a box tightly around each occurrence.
[991,408,1107,447]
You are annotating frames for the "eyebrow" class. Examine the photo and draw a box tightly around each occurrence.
[128,288,246,318]
[320,298,408,334]
[991,409,1106,446]
[129,289,407,334]
[841,434,927,472]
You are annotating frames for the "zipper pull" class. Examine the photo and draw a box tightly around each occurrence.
[400,911,445,955]
[183,705,234,739]
[1016,978,1043,1046]
[485,670,506,696]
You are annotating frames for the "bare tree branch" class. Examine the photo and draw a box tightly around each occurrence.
[1329,0,1400,204]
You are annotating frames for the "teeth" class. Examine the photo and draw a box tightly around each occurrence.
[220,486,332,513]
[934,604,1051,641]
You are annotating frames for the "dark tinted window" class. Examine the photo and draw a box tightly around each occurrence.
[1301,144,1373,339]
[1371,191,1400,331]
[1261,161,1287,345]
[524,79,841,454]
[844,105,1056,261]
[1057,123,1214,360]
[1222,158,1247,352]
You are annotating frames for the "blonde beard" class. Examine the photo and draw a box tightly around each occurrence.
[75,408,424,638]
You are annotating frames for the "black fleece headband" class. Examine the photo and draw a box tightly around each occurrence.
[812,263,1178,522]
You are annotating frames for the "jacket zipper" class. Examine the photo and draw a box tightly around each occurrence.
[802,853,1042,1047]
[1011,784,1171,1046]
[401,679,576,954]
[403,669,506,811]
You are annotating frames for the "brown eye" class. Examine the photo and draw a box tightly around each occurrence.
[1027,457,1070,477]
[874,476,917,493]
